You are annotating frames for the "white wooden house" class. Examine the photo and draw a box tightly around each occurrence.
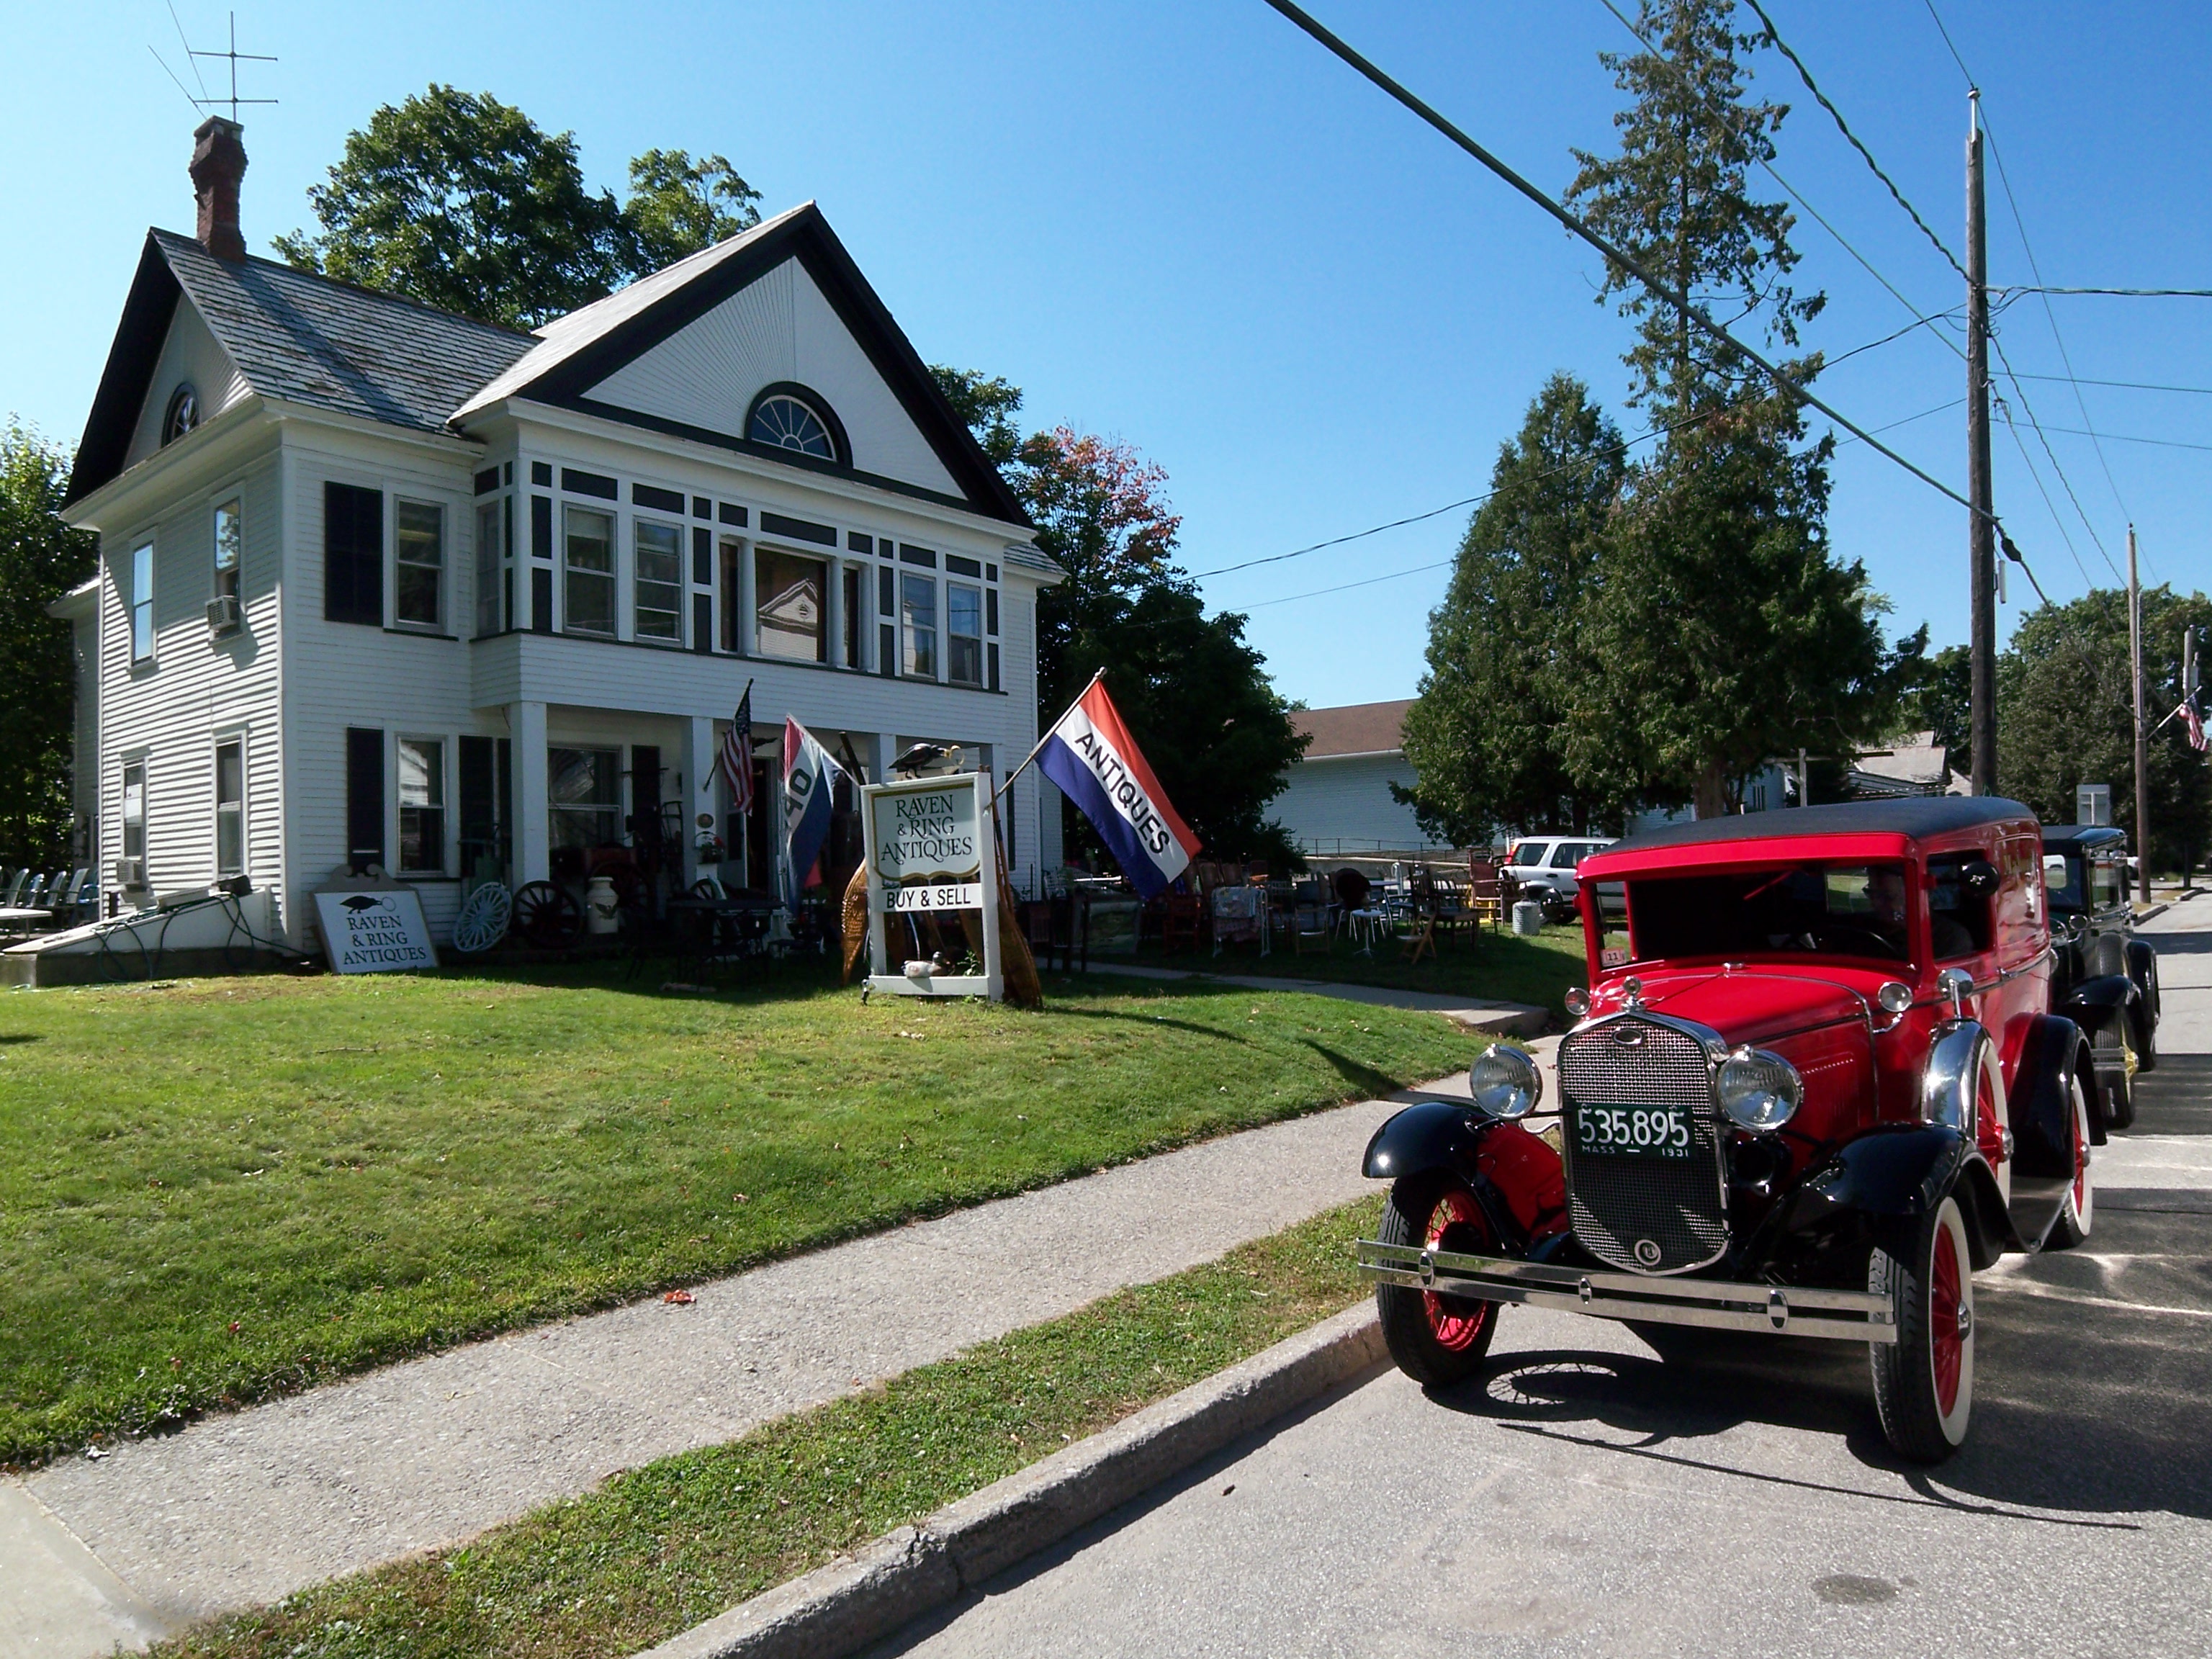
[55,117,1062,953]
[1272,700,1455,856]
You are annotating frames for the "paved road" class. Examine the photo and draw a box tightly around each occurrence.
[878,899,2212,1658]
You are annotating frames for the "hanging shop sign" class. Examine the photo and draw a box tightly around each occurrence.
[313,886,439,974]
[860,772,1002,999]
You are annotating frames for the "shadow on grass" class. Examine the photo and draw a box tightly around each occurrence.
[1300,1039,1400,1100]
[0,1033,40,1046]
[1040,1004,1255,1044]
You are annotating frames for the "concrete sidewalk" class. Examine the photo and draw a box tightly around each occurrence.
[1072,961,1550,1036]
[2,1060,1513,1659]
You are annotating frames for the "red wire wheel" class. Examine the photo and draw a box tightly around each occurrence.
[1870,1192,1977,1462]
[1375,1173,1501,1386]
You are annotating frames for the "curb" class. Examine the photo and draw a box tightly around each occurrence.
[633,1304,1387,1659]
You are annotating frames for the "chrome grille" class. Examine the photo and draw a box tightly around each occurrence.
[1558,1016,1730,1274]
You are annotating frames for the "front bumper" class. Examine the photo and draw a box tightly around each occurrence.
[1356,1240,1897,1344]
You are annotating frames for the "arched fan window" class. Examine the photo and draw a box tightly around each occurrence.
[746,389,840,462]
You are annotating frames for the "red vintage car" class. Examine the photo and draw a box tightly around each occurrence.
[1357,798,2105,1462]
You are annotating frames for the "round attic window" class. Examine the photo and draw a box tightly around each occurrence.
[747,392,837,462]
[162,383,200,445]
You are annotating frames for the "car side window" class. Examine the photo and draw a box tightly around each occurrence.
[1924,853,1995,960]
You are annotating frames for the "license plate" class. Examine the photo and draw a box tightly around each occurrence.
[1573,1102,1694,1159]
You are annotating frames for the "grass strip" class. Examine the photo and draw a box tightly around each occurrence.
[155,1195,1384,1659]
[0,961,1463,1465]
[1126,927,1588,1007]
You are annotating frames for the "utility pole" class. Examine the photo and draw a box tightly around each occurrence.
[1965,91,1998,797]
[2130,524,2150,903]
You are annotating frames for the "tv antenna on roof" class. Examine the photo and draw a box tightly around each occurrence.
[150,9,276,123]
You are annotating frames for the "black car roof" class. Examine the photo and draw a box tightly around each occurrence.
[2040,824,2129,850]
[1604,796,2036,857]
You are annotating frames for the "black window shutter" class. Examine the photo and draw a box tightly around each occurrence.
[459,737,495,873]
[531,567,553,633]
[693,593,713,654]
[325,483,383,625]
[346,727,385,872]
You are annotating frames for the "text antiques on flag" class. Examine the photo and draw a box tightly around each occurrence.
[782,717,846,898]
[1035,675,1200,900]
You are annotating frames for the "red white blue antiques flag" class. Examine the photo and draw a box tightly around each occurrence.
[1035,674,1200,900]
[721,684,755,811]
[781,716,845,894]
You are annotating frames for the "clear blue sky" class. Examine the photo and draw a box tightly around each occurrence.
[6,1,2208,709]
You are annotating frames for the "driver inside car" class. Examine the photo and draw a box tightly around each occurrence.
[1869,865,1973,960]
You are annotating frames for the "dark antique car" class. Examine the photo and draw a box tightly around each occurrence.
[2041,824,2160,1128]
[1357,799,2104,1462]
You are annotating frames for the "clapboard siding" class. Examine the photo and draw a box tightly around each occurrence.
[1272,753,1451,855]
[584,257,961,499]
[95,439,286,905]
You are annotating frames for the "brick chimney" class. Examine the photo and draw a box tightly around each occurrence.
[190,116,248,262]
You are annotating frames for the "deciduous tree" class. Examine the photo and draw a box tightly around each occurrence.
[274,88,761,328]
[0,423,98,866]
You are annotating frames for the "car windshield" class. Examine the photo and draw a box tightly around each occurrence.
[2044,851,2085,912]
[1509,842,1547,867]
[1622,862,1913,964]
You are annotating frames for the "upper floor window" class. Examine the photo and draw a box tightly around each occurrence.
[212,498,242,606]
[756,548,825,662]
[130,541,156,662]
[747,391,839,462]
[902,573,937,680]
[947,582,984,687]
[564,506,615,636]
[162,384,199,445]
[634,519,684,644]
[475,500,503,637]
[395,500,444,629]
[324,482,384,626]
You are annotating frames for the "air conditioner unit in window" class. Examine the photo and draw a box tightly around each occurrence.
[112,857,144,889]
[207,593,242,634]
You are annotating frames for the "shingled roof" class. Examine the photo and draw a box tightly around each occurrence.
[68,230,535,503]
[1290,700,1413,760]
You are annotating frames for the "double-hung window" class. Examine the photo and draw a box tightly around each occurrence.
[215,741,245,876]
[947,583,984,686]
[130,542,156,662]
[397,738,446,874]
[564,507,615,635]
[634,519,683,644]
[901,574,938,679]
[755,548,825,661]
[122,762,146,864]
[395,500,444,628]
[212,498,241,607]
[475,500,503,636]
[549,747,622,849]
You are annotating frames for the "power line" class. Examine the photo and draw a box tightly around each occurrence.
[1990,333,2123,582]
[1999,285,2212,300]
[1261,0,1994,527]
[1244,557,1455,611]
[2023,423,2212,454]
[1739,0,1970,282]
[2005,370,2212,397]
[1919,0,1977,86]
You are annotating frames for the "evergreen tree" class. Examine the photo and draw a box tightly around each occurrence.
[1399,374,1635,844]
[0,423,98,866]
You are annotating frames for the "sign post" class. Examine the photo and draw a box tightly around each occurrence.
[860,770,1002,1000]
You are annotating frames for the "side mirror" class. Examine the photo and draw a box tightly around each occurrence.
[1960,858,2000,898]
[2043,854,2069,890]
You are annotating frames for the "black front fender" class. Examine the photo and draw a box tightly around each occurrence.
[2059,973,2136,1041]
[1750,1124,2015,1274]
[1362,1100,1486,1185]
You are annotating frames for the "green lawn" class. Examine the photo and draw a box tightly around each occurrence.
[1125,923,1590,1010]
[0,963,1465,1465]
[156,1197,1382,1659]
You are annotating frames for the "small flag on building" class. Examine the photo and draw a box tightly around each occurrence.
[782,716,846,894]
[721,685,755,811]
[1035,673,1200,900]
[2183,695,2208,755]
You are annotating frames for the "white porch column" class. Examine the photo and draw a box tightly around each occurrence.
[511,700,549,884]
[824,558,846,668]
[736,539,757,655]
[872,732,899,785]
[682,714,716,886]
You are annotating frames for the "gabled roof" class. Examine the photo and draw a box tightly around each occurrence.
[68,230,535,504]
[1290,700,1413,760]
[451,202,1030,527]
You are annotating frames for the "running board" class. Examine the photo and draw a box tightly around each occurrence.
[1356,1240,1897,1344]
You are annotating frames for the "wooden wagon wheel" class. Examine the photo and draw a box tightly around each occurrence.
[450,882,513,956]
[512,881,584,949]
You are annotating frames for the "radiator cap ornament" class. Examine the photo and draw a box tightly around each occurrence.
[1633,1238,1663,1268]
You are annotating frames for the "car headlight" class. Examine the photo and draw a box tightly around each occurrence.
[1716,1048,1802,1132]
[1470,1043,1542,1120]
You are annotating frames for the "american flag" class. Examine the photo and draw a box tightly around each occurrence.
[721,685,755,810]
[2184,695,2208,755]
